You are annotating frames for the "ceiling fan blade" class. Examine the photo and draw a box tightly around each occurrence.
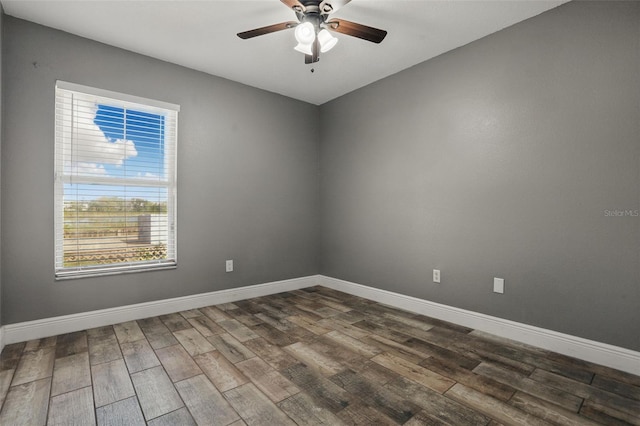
[326,18,387,43]
[280,0,306,13]
[237,21,298,39]
[319,0,352,14]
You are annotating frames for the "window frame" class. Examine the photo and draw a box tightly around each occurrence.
[54,81,179,279]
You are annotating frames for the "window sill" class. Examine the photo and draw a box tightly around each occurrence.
[55,262,177,280]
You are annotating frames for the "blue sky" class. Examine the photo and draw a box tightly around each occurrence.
[64,103,169,203]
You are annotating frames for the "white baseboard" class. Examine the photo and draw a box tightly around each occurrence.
[2,275,320,346]
[319,275,640,376]
[2,273,638,377]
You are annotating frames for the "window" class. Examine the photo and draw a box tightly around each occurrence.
[55,81,179,279]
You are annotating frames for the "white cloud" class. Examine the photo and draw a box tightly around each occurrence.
[67,104,137,169]
[66,162,107,176]
[137,172,161,180]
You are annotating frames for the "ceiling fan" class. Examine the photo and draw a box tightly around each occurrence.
[237,0,387,64]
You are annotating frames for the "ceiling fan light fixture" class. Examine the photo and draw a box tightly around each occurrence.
[318,29,338,52]
[294,22,315,45]
[294,42,313,55]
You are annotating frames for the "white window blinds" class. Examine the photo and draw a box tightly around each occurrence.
[54,81,179,279]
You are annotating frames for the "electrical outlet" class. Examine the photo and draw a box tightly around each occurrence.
[226,260,233,273]
[493,277,504,294]
[433,269,441,283]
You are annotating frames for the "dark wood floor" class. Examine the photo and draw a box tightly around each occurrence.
[0,286,639,425]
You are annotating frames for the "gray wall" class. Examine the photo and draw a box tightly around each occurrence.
[320,1,640,351]
[1,17,320,324]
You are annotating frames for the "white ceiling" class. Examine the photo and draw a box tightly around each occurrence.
[1,0,567,105]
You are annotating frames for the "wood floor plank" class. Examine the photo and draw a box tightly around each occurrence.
[200,305,232,321]
[509,391,601,426]
[280,363,353,413]
[207,333,256,363]
[474,362,583,412]
[277,392,346,425]
[445,383,552,426]
[88,334,122,366]
[405,336,481,370]
[91,358,136,408]
[120,338,161,373]
[255,313,298,332]
[412,313,474,334]
[159,313,192,332]
[333,310,366,324]
[155,344,202,382]
[330,368,421,424]
[316,318,370,339]
[193,350,248,392]
[351,360,401,386]
[113,320,146,344]
[173,327,215,356]
[0,377,51,426]
[147,407,197,426]
[284,341,345,376]
[236,357,299,402]
[55,331,88,358]
[12,346,55,386]
[223,383,296,426]
[217,319,261,342]
[287,315,332,335]
[175,374,241,425]
[131,365,184,421]
[179,309,203,319]
[138,317,179,350]
[235,299,270,315]
[95,396,146,426]
[420,327,537,376]
[243,337,299,371]
[87,326,115,339]
[382,311,436,331]
[353,320,413,343]
[384,375,490,425]
[261,299,299,317]
[216,302,239,311]
[250,323,297,346]
[187,315,225,337]
[47,386,96,426]
[530,368,640,418]
[579,398,640,426]
[51,351,91,396]
[0,369,14,408]
[314,296,353,313]
[323,330,382,358]
[363,314,437,342]
[371,352,455,393]
[592,373,640,401]
[420,356,515,401]
[336,401,397,426]
[24,336,58,353]
[0,342,25,370]
[402,410,449,426]
[361,334,427,364]
[469,330,595,384]
[306,334,368,369]
[226,308,264,327]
